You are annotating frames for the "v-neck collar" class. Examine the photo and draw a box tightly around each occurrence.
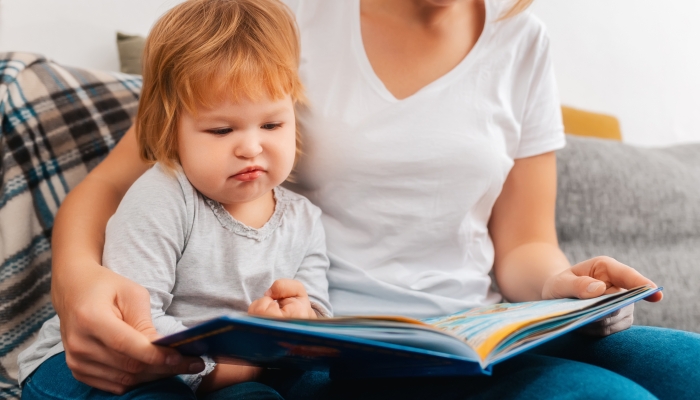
[351,0,493,103]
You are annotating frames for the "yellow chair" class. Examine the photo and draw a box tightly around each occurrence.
[561,106,622,141]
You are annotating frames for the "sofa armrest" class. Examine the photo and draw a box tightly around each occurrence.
[0,52,141,393]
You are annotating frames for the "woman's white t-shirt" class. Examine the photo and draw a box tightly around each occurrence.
[283,0,566,318]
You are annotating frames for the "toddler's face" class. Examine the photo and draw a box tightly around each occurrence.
[178,94,296,207]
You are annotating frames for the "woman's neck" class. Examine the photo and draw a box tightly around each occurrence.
[360,0,485,99]
[363,0,473,29]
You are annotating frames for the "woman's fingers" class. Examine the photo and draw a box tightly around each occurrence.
[542,256,663,302]
[578,304,635,337]
[541,269,607,300]
[64,331,200,379]
[59,270,204,390]
[68,292,200,371]
[67,356,197,395]
[67,358,141,395]
[571,257,662,302]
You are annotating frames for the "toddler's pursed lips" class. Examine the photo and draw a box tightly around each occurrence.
[235,165,265,175]
[231,165,265,182]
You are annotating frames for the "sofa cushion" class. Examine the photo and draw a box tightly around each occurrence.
[556,134,700,333]
[116,32,146,75]
[0,52,140,396]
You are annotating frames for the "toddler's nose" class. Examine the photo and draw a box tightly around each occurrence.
[234,132,263,158]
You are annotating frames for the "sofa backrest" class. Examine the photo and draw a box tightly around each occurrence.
[556,134,700,332]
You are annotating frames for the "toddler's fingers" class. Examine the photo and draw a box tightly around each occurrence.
[279,301,302,317]
[248,296,285,317]
[248,297,275,316]
[265,279,307,300]
[264,299,283,317]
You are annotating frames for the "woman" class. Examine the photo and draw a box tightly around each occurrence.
[48,0,699,398]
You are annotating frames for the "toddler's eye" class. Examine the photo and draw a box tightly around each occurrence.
[207,128,232,135]
[261,123,282,130]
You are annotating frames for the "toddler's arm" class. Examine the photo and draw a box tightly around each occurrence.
[291,205,333,317]
[247,201,331,319]
[102,165,219,390]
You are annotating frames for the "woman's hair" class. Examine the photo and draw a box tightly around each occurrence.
[503,0,534,19]
[136,0,305,169]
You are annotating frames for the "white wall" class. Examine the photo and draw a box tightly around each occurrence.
[532,0,700,146]
[1,0,699,146]
[0,0,185,72]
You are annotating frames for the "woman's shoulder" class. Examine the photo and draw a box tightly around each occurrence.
[489,3,550,48]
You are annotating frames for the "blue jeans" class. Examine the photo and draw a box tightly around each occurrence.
[266,326,700,400]
[22,353,283,400]
[23,327,700,399]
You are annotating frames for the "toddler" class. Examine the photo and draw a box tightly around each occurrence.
[18,0,331,398]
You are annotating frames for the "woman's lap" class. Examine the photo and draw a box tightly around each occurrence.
[23,327,699,400]
[532,325,700,398]
[268,326,700,400]
[22,352,283,400]
[270,356,655,400]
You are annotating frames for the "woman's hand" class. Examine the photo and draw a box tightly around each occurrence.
[248,279,317,319]
[489,154,662,337]
[55,264,204,394]
[577,304,635,337]
[541,256,662,336]
[48,125,191,393]
[541,256,663,301]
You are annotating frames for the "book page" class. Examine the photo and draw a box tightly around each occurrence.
[421,288,647,361]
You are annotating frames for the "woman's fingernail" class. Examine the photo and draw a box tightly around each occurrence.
[587,282,605,293]
[165,354,182,366]
[264,289,272,296]
[189,361,205,373]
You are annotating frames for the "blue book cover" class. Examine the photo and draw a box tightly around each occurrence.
[154,286,660,378]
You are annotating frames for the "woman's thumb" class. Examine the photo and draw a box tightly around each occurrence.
[543,271,606,300]
[574,276,606,299]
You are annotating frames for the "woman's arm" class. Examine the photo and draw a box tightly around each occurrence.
[51,126,203,394]
[489,152,662,304]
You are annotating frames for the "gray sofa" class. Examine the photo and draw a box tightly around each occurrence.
[1,52,699,398]
[556,135,700,332]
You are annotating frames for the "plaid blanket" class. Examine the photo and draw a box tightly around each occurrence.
[0,52,141,398]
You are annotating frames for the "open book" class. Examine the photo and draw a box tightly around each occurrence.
[154,285,661,378]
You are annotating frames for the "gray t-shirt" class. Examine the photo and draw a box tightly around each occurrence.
[18,164,332,386]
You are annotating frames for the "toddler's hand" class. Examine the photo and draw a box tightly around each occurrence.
[248,279,317,319]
